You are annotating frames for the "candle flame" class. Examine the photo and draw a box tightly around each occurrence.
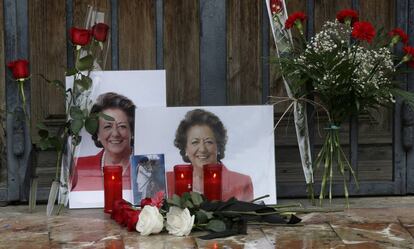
[181,173,184,179]
[112,175,115,180]
[213,173,217,178]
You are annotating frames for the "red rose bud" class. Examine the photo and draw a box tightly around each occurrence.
[336,9,359,25]
[140,197,153,208]
[285,12,307,31]
[270,0,283,15]
[92,23,109,42]
[7,59,29,80]
[70,27,91,46]
[351,21,376,43]
[389,28,408,45]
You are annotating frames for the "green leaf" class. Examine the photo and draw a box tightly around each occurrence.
[70,119,84,134]
[49,136,62,152]
[167,194,181,207]
[195,210,208,224]
[38,138,52,150]
[206,220,226,232]
[98,112,115,121]
[183,200,194,209]
[84,116,98,135]
[77,75,92,90]
[70,106,84,120]
[66,68,78,76]
[76,54,94,71]
[190,191,203,206]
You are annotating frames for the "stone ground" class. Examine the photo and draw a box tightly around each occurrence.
[0,196,413,248]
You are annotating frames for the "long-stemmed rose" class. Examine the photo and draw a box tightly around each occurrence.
[69,27,91,47]
[91,23,109,42]
[7,59,30,116]
[166,207,195,236]
[136,205,164,235]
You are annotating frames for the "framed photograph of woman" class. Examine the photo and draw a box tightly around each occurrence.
[134,106,277,204]
[68,70,166,209]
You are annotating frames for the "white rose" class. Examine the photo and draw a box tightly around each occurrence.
[166,207,195,236]
[136,205,164,235]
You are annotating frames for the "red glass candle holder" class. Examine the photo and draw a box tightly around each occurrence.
[174,165,193,196]
[203,164,222,201]
[103,165,123,213]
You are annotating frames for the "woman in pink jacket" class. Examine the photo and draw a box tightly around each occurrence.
[167,109,254,201]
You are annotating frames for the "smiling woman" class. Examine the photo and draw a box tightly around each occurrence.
[166,109,254,201]
[71,92,135,191]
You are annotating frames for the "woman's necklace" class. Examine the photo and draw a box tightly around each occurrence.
[101,150,130,176]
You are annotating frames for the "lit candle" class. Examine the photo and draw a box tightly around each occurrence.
[103,165,122,213]
[174,165,193,196]
[203,164,222,201]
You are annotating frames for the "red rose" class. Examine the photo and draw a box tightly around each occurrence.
[389,28,408,44]
[140,197,152,208]
[7,59,29,80]
[70,27,91,46]
[285,12,306,30]
[336,9,359,25]
[351,21,376,43]
[92,23,109,42]
[124,208,141,231]
[270,0,283,15]
[111,199,131,224]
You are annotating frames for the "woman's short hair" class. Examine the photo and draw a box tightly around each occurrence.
[174,109,227,162]
[90,92,135,148]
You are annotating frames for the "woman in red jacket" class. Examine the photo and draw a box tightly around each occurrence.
[167,109,254,201]
[71,92,135,191]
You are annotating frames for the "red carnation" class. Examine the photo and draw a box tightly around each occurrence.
[7,59,29,80]
[403,46,414,68]
[111,199,131,224]
[285,12,307,30]
[351,21,376,43]
[92,23,109,42]
[336,9,359,25]
[389,28,408,44]
[70,27,91,46]
[270,0,283,15]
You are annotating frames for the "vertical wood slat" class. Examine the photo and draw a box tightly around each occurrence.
[119,0,155,70]
[29,0,66,136]
[227,0,262,105]
[200,0,226,106]
[0,0,6,189]
[73,0,112,70]
[164,0,200,106]
[156,0,164,69]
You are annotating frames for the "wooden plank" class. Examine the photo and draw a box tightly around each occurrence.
[29,0,67,139]
[406,0,414,193]
[227,0,262,105]
[156,0,164,69]
[0,0,6,189]
[164,0,200,106]
[73,0,112,70]
[200,0,226,105]
[119,0,155,70]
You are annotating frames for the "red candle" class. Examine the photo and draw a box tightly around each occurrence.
[103,165,122,213]
[174,165,193,196]
[203,164,222,201]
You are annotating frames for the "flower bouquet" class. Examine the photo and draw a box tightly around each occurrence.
[110,192,301,239]
[275,9,414,206]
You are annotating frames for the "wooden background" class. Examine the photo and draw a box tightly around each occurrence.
[1,0,410,201]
